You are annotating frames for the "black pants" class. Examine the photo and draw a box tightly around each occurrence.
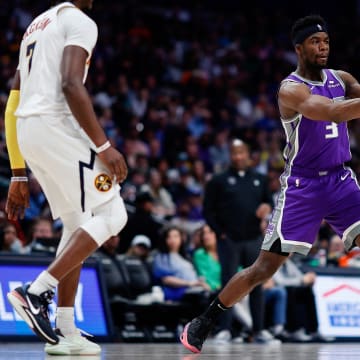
[285,286,318,333]
[217,236,264,333]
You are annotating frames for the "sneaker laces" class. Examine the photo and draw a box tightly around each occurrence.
[38,290,55,320]
[40,290,55,304]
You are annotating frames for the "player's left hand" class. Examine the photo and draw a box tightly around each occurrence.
[5,180,30,220]
[98,147,128,183]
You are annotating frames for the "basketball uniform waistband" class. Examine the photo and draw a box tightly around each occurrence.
[288,165,344,178]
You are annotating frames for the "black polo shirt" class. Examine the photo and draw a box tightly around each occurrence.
[203,167,272,241]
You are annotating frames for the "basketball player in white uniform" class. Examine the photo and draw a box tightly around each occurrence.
[5,1,128,355]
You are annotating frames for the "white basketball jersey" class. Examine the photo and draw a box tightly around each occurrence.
[15,2,98,118]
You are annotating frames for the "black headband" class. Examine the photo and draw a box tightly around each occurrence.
[292,23,328,45]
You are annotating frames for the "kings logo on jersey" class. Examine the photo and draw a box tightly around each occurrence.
[94,173,112,192]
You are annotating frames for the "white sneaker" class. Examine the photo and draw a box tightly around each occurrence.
[212,329,232,344]
[44,328,101,355]
[290,328,313,342]
[253,329,282,344]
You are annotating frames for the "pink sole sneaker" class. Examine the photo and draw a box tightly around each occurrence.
[180,323,201,354]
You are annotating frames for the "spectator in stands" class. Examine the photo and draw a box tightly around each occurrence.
[263,277,288,340]
[140,168,176,219]
[126,234,152,262]
[31,217,54,240]
[29,217,57,254]
[97,233,155,301]
[169,200,204,240]
[208,129,230,173]
[94,234,128,298]
[193,224,221,291]
[152,226,210,302]
[119,191,162,253]
[186,187,204,221]
[0,222,29,254]
[121,168,147,204]
[327,234,346,267]
[273,256,334,342]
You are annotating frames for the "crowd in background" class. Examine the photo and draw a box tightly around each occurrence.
[1,0,360,341]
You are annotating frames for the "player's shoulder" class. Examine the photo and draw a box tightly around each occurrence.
[58,4,97,27]
[278,78,310,101]
[333,69,354,84]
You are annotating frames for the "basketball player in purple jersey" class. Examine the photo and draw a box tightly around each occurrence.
[181,14,360,353]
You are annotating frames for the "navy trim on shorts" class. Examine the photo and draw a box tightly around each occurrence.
[79,149,96,212]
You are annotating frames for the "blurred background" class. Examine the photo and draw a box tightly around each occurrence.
[1,0,360,343]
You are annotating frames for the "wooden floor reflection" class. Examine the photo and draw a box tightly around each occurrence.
[1,342,360,360]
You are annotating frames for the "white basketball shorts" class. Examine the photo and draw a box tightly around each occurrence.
[17,114,121,219]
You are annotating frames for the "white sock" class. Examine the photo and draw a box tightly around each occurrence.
[28,271,59,296]
[56,307,76,335]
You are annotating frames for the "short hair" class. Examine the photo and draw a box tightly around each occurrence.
[291,15,327,45]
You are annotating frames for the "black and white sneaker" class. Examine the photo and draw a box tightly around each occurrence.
[7,283,59,344]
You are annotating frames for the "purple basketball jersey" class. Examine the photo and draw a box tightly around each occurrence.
[262,69,360,256]
[281,69,351,170]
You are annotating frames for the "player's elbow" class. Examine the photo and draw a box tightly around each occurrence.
[61,78,82,96]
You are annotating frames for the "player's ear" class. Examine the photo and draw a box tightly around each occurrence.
[294,44,302,56]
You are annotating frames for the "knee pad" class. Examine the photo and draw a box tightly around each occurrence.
[80,195,128,247]
[57,211,92,256]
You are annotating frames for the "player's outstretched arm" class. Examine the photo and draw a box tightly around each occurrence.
[278,81,360,123]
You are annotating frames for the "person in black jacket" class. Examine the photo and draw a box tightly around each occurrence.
[203,139,277,343]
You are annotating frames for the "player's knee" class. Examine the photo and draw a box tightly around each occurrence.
[81,195,128,247]
[108,201,128,235]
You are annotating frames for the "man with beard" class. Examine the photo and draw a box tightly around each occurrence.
[181,14,360,353]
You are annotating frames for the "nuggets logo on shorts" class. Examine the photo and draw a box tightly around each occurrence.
[94,173,112,192]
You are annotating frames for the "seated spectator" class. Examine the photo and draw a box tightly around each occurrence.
[121,168,147,204]
[193,224,221,291]
[126,234,152,262]
[338,247,360,268]
[263,277,288,339]
[327,234,346,267]
[186,187,204,221]
[96,234,154,300]
[152,226,210,302]
[31,217,54,239]
[119,191,163,253]
[273,256,334,342]
[0,222,30,254]
[169,200,204,239]
[29,217,58,253]
[141,168,176,219]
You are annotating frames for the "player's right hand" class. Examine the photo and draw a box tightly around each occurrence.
[5,181,30,220]
[97,147,128,183]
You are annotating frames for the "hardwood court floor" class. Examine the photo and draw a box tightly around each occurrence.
[1,342,360,360]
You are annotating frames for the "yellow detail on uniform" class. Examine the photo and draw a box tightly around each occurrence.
[94,173,112,192]
[5,90,26,169]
